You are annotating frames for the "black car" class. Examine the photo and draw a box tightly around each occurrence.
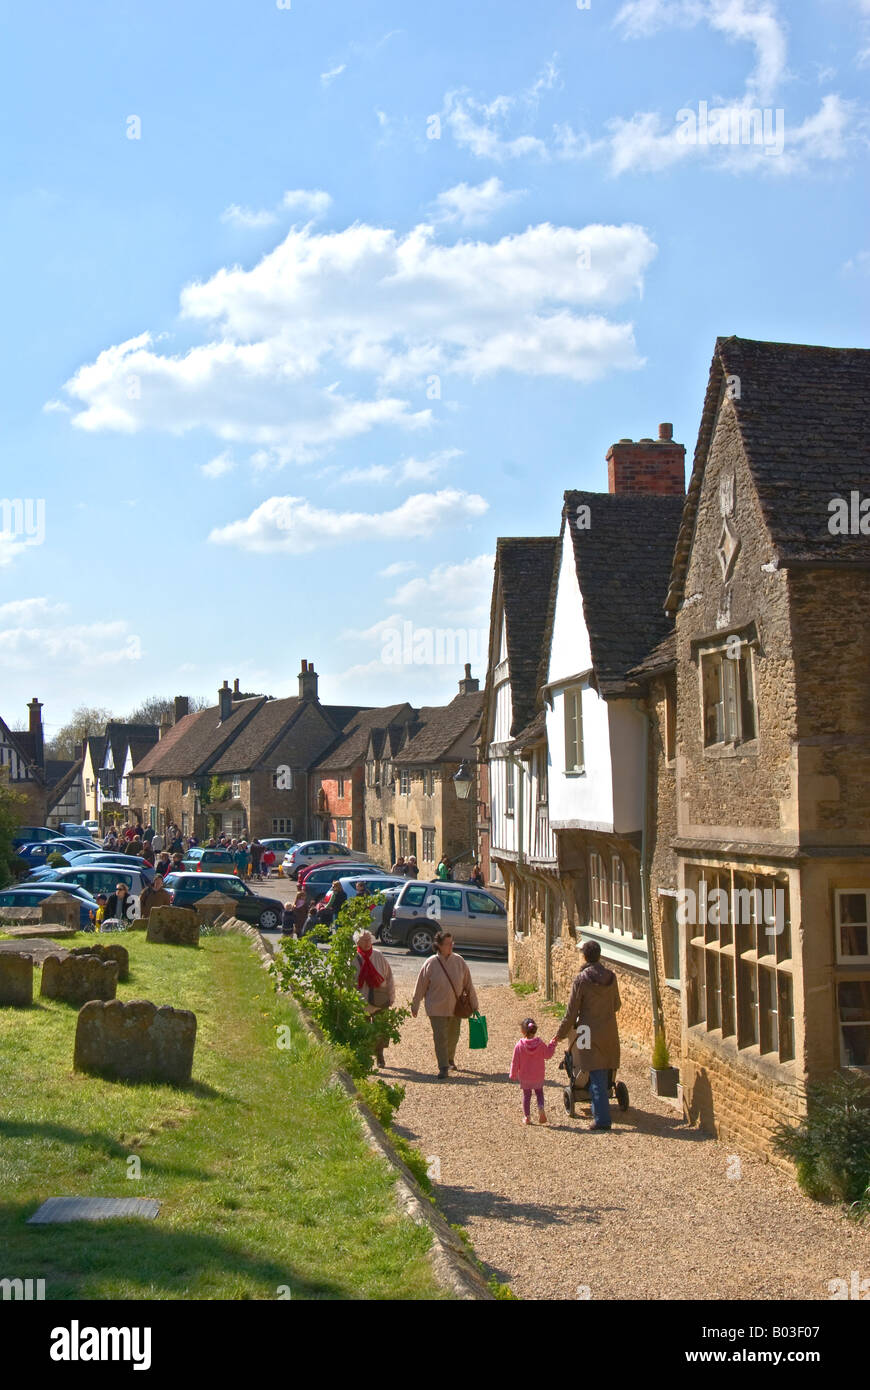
[163,872,282,931]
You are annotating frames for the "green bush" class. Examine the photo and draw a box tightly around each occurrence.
[271,895,409,1082]
[46,852,70,868]
[357,1076,406,1128]
[773,1073,870,1204]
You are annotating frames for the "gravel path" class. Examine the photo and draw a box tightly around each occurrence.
[385,981,870,1302]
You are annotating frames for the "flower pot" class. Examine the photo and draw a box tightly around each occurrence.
[650,1065,680,1099]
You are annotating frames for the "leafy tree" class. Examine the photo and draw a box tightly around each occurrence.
[0,767,26,889]
[126,694,209,725]
[202,776,232,806]
[46,705,114,760]
[773,1073,870,1204]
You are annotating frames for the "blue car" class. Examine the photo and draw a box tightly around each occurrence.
[16,838,99,865]
[11,826,64,850]
[0,884,99,929]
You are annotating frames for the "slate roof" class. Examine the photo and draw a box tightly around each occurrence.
[314,705,416,772]
[485,536,559,740]
[509,709,547,752]
[666,336,870,613]
[46,758,83,805]
[84,735,106,769]
[103,722,159,765]
[211,697,303,773]
[393,692,485,764]
[131,699,264,778]
[564,491,684,698]
[626,631,677,683]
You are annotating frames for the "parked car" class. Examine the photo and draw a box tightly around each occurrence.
[34,865,150,903]
[319,874,408,931]
[29,853,154,881]
[282,841,378,880]
[0,884,100,930]
[58,823,97,839]
[182,847,236,874]
[82,820,100,834]
[257,837,297,862]
[16,837,102,863]
[162,872,282,931]
[11,826,63,849]
[298,862,388,893]
[383,880,507,956]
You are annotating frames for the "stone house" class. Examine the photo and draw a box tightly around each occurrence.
[664,336,870,1151]
[311,704,418,852]
[368,672,484,873]
[128,663,363,840]
[97,722,159,817]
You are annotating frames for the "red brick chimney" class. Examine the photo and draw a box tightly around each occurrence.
[298,660,319,702]
[607,423,685,497]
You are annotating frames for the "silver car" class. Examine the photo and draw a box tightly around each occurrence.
[383,880,507,956]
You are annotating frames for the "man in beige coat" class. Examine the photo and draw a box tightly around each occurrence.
[411,930,480,1078]
[556,939,621,1130]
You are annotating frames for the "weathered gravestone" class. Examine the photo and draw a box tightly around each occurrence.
[40,953,119,1005]
[193,891,237,927]
[146,905,199,947]
[0,952,34,1006]
[73,999,197,1084]
[0,906,42,929]
[40,893,83,931]
[70,942,130,983]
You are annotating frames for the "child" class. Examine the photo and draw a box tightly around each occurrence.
[94,893,108,933]
[262,847,276,879]
[510,1017,558,1125]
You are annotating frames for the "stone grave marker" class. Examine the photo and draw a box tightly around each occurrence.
[146,905,199,947]
[0,952,34,1006]
[74,998,197,1084]
[70,941,130,982]
[41,953,119,1006]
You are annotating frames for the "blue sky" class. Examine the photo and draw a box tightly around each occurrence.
[1,0,868,740]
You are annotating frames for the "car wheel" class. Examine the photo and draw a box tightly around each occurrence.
[380,919,401,947]
[408,926,435,956]
[258,907,280,931]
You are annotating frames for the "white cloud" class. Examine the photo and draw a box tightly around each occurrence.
[0,597,66,624]
[431,178,525,227]
[443,90,550,161]
[379,561,416,578]
[334,464,393,486]
[57,218,655,461]
[220,204,278,229]
[843,248,870,274]
[200,450,235,479]
[614,0,787,99]
[321,64,346,86]
[0,609,142,669]
[42,399,71,415]
[334,449,462,488]
[388,553,494,623]
[208,488,488,554]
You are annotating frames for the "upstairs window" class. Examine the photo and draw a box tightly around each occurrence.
[399,770,411,796]
[231,775,241,799]
[701,641,756,747]
[337,777,345,798]
[564,687,584,772]
[835,891,870,964]
[506,762,515,816]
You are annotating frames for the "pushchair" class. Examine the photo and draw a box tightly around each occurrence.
[560,1029,629,1119]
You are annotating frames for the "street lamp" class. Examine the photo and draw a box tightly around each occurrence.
[453,762,473,800]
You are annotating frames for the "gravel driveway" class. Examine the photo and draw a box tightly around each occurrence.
[384,980,870,1302]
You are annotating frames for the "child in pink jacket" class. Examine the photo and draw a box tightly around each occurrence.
[510,1017,558,1125]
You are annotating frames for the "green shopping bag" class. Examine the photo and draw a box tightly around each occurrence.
[468,1012,488,1050]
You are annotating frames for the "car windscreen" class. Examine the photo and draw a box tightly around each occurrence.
[401,884,429,907]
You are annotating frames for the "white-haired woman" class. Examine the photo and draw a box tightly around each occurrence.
[354,929,395,1068]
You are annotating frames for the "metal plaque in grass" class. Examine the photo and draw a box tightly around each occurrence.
[27,1197,160,1224]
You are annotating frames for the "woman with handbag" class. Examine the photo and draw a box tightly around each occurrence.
[410,930,480,1079]
[353,930,395,1068]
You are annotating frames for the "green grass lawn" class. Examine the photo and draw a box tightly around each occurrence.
[0,931,447,1300]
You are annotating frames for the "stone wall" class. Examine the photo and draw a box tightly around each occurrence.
[682,1031,805,1166]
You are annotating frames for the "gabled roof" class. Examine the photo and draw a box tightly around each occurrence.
[46,758,82,805]
[626,631,677,683]
[666,336,870,614]
[0,718,41,778]
[211,696,304,773]
[394,692,485,764]
[84,735,106,768]
[563,491,684,698]
[131,699,265,778]
[486,536,559,740]
[322,704,368,732]
[314,704,416,773]
[103,722,159,766]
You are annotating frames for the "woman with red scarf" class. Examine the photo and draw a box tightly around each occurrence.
[354,929,395,1068]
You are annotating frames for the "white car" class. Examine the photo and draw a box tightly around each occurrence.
[283,840,378,880]
[83,820,100,834]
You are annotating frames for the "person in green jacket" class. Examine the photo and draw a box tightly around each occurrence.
[435,856,452,881]
[234,843,250,879]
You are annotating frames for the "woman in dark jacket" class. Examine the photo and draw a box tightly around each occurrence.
[104,883,132,925]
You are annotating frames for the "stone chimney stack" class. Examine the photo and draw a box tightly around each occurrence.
[606,423,685,497]
[28,698,44,770]
[174,696,189,724]
[298,660,319,702]
[159,712,173,739]
[458,663,479,695]
[218,680,233,722]
[233,678,240,697]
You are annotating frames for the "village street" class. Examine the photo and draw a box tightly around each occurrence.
[380,981,870,1303]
